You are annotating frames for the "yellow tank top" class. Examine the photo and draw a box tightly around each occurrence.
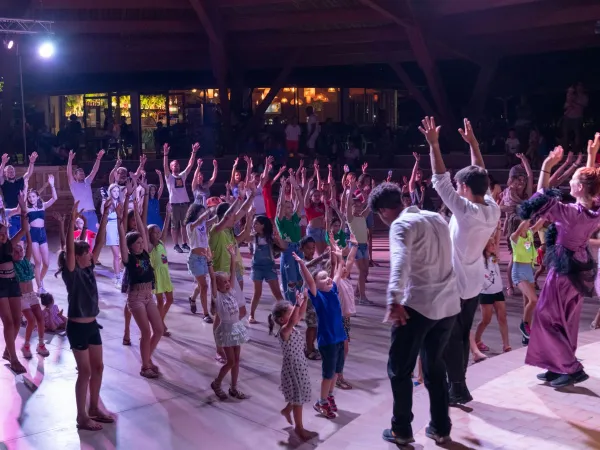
[511,230,537,265]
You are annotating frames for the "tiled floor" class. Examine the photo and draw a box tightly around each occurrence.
[0,236,599,449]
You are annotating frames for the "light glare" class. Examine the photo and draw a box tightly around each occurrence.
[38,42,54,58]
[7,40,13,50]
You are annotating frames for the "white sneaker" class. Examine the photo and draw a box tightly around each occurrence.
[36,343,50,357]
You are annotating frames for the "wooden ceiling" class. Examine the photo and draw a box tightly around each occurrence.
[5,0,598,75]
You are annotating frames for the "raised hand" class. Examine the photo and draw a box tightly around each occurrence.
[18,190,26,210]
[299,159,305,169]
[115,157,122,169]
[155,169,162,177]
[48,174,55,187]
[1,153,9,165]
[412,152,420,162]
[68,150,76,161]
[233,157,239,166]
[418,116,441,145]
[163,143,170,156]
[587,132,600,157]
[71,200,81,219]
[51,212,64,222]
[197,158,203,169]
[343,164,350,173]
[97,149,105,160]
[103,197,113,213]
[192,142,200,153]
[543,146,564,169]
[458,118,477,146]
[29,152,39,164]
[140,154,147,167]
[565,151,574,165]
[361,161,368,173]
[213,159,218,168]
[516,153,528,164]
[125,179,135,196]
[291,252,303,263]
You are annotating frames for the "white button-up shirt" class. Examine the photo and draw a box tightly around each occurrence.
[432,172,501,300]
[387,206,460,320]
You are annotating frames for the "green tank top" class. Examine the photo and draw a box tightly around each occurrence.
[14,259,35,282]
[511,230,537,265]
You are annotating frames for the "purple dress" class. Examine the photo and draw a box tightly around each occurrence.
[524,194,600,375]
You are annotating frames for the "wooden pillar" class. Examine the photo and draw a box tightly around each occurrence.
[130,92,142,159]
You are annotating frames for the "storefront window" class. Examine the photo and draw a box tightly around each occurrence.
[111,95,131,124]
[252,87,340,124]
[140,94,166,152]
[65,94,83,122]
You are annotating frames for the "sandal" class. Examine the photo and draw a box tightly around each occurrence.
[88,412,115,424]
[307,351,321,361]
[336,378,353,390]
[203,314,214,324]
[248,316,258,325]
[9,360,27,374]
[76,418,103,431]
[163,329,172,337]
[140,367,159,379]
[228,387,248,400]
[591,321,600,330]
[189,297,197,314]
[503,346,512,353]
[211,381,228,400]
[122,337,131,346]
[476,341,489,352]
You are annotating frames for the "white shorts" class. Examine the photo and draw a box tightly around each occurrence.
[21,292,39,311]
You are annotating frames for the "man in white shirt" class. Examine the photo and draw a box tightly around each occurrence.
[164,142,198,253]
[306,106,320,154]
[284,117,301,158]
[67,149,104,232]
[369,182,459,446]
[420,117,500,406]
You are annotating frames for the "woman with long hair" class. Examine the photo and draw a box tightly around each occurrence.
[520,138,600,387]
[25,174,58,293]
[102,183,123,287]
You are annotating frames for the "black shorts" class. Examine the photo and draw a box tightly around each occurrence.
[479,292,505,305]
[0,277,21,299]
[66,320,102,351]
[320,342,345,379]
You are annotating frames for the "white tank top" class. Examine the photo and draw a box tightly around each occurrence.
[186,221,208,249]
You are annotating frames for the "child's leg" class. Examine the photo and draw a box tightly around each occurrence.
[155,293,165,327]
[87,343,111,420]
[267,279,284,301]
[144,300,164,357]
[281,402,293,425]
[22,308,35,347]
[195,275,209,317]
[520,281,538,325]
[215,346,235,384]
[357,258,368,300]
[129,305,153,368]
[507,259,514,292]
[123,305,132,343]
[469,332,487,362]
[474,304,494,345]
[494,301,510,349]
[163,291,174,322]
[231,345,241,388]
[30,304,45,345]
[249,280,263,321]
[72,348,102,430]
[293,405,313,440]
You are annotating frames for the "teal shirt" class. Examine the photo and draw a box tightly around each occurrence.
[276,213,301,243]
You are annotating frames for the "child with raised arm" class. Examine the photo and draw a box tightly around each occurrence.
[147,169,164,229]
[293,251,346,420]
[57,198,113,431]
[211,245,249,401]
[117,200,164,379]
[14,216,49,358]
[268,291,315,441]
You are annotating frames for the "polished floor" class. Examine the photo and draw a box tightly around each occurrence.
[0,236,599,449]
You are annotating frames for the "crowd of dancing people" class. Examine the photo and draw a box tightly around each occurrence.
[0,115,599,445]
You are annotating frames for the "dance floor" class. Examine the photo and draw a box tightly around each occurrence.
[0,236,599,449]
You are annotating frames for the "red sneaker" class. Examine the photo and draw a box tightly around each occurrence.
[313,401,336,419]
[327,395,338,412]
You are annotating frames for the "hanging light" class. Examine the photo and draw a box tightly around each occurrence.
[281,98,288,103]
[283,87,291,92]
[327,87,336,92]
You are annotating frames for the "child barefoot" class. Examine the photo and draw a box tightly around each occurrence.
[211,244,249,400]
[293,252,346,420]
[14,219,49,358]
[268,292,315,441]
[41,293,66,332]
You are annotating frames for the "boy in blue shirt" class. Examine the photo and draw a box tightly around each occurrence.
[293,252,346,420]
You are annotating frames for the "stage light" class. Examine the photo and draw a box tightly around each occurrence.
[38,42,54,58]
[7,40,13,49]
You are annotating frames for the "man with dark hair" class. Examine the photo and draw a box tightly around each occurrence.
[369,182,459,446]
[420,117,500,406]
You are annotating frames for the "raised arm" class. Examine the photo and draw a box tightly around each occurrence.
[276,178,287,220]
[182,143,199,179]
[67,150,76,185]
[133,198,149,252]
[134,154,147,179]
[587,132,600,169]
[236,208,255,244]
[419,116,446,175]
[155,169,165,198]
[212,198,240,234]
[510,219,530,244]
[23,152,38,182]
[273,165,287,184]
[234,187,255,223]
[207,159,218,188]
[116,205,129,264]
[230,157,239,185]
[516,153,534,198]
[92,198,112,263]
[538,146,564,192]
[43,175,58,209]
[293,253,317,297]
[162,143,171,177]
[550,153,583,188]
[458,118,484,168]
[408,152,420,193]
[109,157,122,184]
[192,158,203,192]
[244,155,253,185]
[87,149,105,183]
[303,179,313,209]
[66,201,80,272]
[313,160,322,188]
[0,153,9,184]
[279,292,308,340]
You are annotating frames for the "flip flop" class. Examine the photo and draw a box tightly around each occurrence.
[122,337,131,346]
[89,413,115,424]
[9,361,26,374]
[76,420,103,431]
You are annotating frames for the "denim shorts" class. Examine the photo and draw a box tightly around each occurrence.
[320,342,345,379]
[30,227,48,245]
[188,253,209,277]
[306,226,326,243]
[82,210,99,231]
[251,265,278,282]
[351,242,369,260]
[511,262,534,285]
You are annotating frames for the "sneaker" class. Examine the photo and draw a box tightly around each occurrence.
[174,244,183,253]
[358,298,375,306]
[327,395,337,412]
[182,243,190,252]
[550,370,589,388]
[519,321,531,339]
[522,336,529,346]
[537,371,561,382]
[382,429,415,445]
[313,401,336,419]
[21,343,32,359]
[36,343,50,357]
[448,382,472,406]
[38,286,47,294]
[425,426,452,445]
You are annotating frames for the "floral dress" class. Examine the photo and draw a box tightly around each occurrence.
[277,328,311,405]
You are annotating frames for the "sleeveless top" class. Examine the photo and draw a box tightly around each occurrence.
[27,209,45,222]
[14,258,35,282]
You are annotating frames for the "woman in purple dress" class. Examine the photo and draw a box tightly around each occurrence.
[519,136,600,387]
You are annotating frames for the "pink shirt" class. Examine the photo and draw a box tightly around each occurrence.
[43,304,65,330]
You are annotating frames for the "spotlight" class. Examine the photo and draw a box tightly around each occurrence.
[38,42,54,58]
[3,39,14,50]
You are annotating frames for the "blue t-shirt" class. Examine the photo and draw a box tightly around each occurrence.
[308,282,346,347]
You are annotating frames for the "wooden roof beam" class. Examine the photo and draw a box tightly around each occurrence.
[389,62,436,116]
[434,0,546,16]
[57,20,201,34]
